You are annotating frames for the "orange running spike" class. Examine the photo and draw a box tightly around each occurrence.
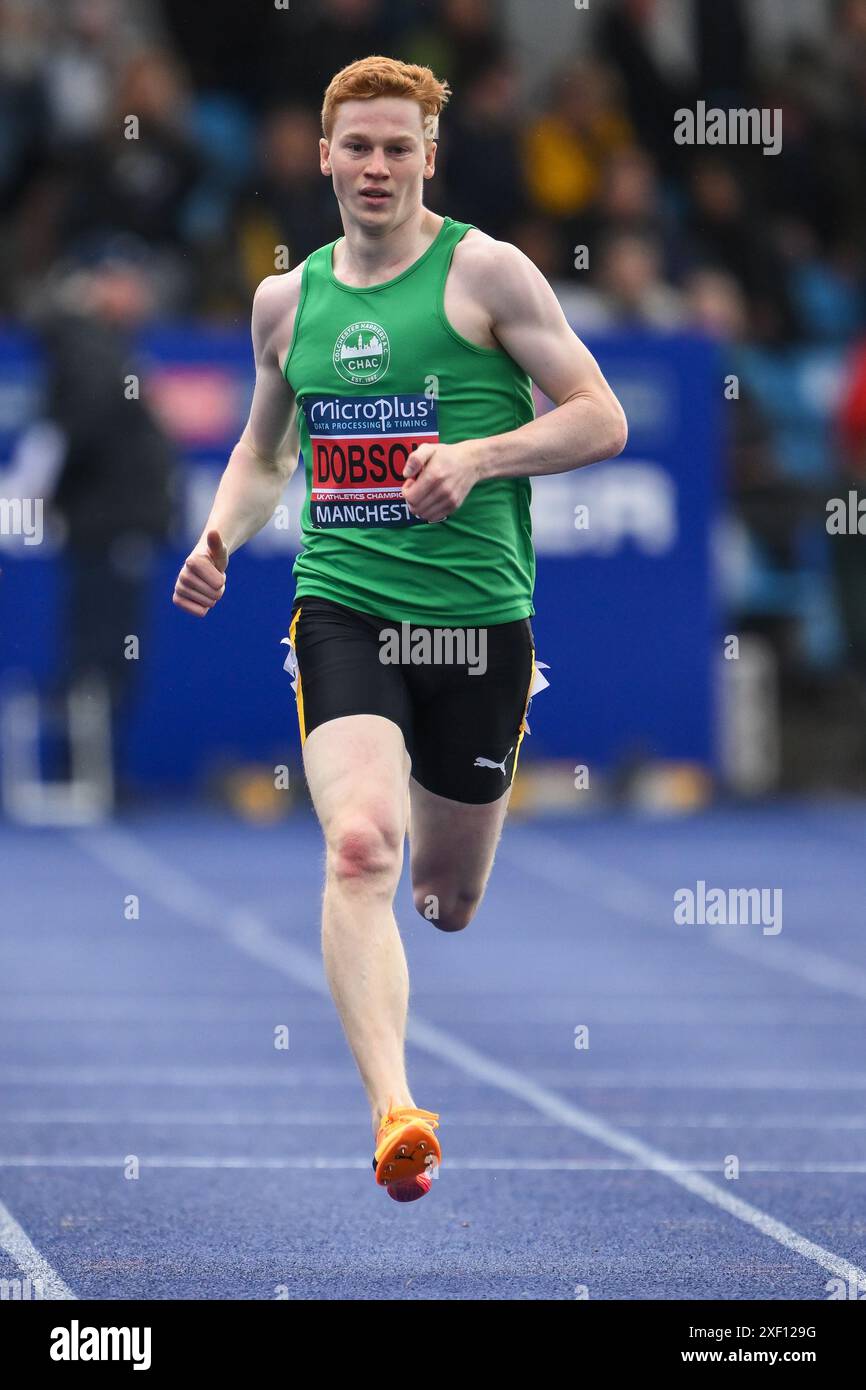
[372,1104,441,1195]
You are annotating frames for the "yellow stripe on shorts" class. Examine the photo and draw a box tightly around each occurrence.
[510,649,535,783]
[288,606,306,744]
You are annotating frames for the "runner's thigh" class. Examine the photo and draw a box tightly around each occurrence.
[408,616,535,804]
[289,598,413,846]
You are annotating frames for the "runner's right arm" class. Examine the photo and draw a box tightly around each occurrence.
[173,270,302,616]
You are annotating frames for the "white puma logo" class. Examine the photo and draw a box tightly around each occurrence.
[473,748,513,774]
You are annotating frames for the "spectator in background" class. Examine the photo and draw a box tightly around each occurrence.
[821,0,866,156]
[403,0,503,91]
[776,220,866,346]
[161,0,264,104]
[438,56,525,237]
[686,268,806,533]
[755,52,858,254]
[536,229,684,335]
[522,60,633,223]
[0,0,50,203]
[262,0,391,109]
[577,145,688,284]
[832,335,866,684]
[43,0,153,145]
[693,0,751,108]
[597,0,698,176]
[685,266,820,682]
[52,50,203,307]
[507,213,572,283]
[594,231,684,329]
[31,249,177,783]
[502,214,612,335]
[0,0,53,310]
[231,106,340,297]
[583,147,662,240]
[684,158,797,343]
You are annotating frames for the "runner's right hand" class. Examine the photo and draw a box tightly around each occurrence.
[172,529,229,616]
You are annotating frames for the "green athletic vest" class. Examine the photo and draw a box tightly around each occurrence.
[283,216,536,626]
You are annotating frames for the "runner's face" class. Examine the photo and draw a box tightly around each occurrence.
[322,98,435,232]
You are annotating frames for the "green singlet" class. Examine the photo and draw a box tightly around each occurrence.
[283,216,536,626]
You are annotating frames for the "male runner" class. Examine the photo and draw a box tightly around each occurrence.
[173,56,627,1202]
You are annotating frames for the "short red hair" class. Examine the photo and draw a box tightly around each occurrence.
[321,55,451,142]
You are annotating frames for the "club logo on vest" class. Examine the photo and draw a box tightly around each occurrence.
[334,321,391,384]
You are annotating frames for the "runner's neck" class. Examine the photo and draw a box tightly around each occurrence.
[332,209,445,288]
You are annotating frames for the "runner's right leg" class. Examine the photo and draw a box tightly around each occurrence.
[301,711,414,1136]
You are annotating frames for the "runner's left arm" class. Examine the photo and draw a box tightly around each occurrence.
[402,241,627,520]
[471,240,628,481]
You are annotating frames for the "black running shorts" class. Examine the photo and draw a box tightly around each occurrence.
[285,595,536,804]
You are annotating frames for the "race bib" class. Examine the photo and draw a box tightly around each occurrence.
[302,392,437,529]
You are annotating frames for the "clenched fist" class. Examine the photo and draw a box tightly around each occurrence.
[401,440,482,523]
[173,529,229,616]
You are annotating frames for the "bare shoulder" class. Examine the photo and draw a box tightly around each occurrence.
[252,263,306,363]
[452,229,537,284]
[450,229,551,322]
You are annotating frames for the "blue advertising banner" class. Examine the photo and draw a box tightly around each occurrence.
[0,327,720,788]
[526,332,722,768]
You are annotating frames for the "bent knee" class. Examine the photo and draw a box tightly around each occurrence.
[413,885,480,933]
[328,813,403,885]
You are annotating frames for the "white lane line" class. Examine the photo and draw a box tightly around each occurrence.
[2,1156,866,1175]
[68,826,866,1289]
[711,931,866,998]
[1,1002,858,1025]
[6,1110,866,1131]
[500,831,866,1003]
[0,1002,331,1023]
[0,1065,354,1085]
[6,992,860,1025]
[409,1016,866,1285]
[4,1064,866,1090]
[529,1070,866,1089]
[0,1198,75,1299]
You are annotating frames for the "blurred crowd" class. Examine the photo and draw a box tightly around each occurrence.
[1,0,864,332]
[3,0,866,761]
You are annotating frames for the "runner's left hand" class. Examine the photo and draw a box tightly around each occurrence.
[402,441,482,523]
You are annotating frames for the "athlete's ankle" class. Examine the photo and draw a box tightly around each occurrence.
[372,1093,415,1133]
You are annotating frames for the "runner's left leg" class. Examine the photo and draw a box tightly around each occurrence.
[408,777,512,932]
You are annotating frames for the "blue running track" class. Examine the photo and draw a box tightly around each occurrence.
[1,801,865,1300]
